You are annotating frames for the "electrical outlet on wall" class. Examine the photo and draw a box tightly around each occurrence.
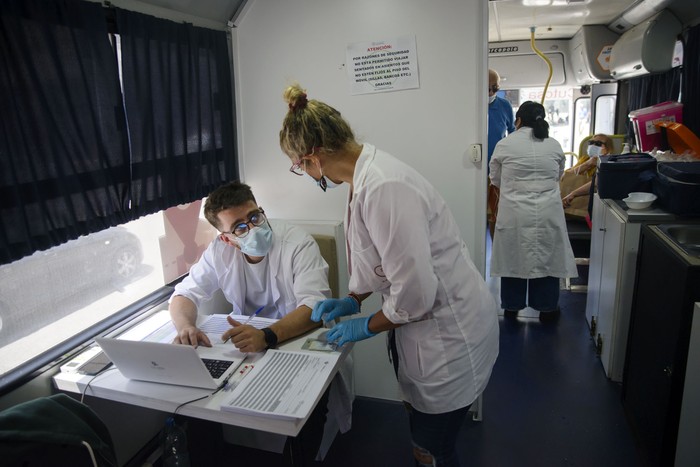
[470,144,482,162]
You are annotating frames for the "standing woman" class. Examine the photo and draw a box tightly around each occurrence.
[279,84,499,467]
[489,101,578,321]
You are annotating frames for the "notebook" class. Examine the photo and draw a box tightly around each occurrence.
[95,337,246,390]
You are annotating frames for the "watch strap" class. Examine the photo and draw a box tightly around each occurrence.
[261,327,278,349]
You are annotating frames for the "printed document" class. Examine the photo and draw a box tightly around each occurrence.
[221,349,339,419]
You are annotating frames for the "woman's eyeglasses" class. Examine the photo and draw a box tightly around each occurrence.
[588,140,605,147]
[222,209,266,238]
[289,159,306,176]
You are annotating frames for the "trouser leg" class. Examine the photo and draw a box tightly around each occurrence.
[405,402,470,467]
[500,277,527,311]
[284,386,330,466]
[527,276,560,311]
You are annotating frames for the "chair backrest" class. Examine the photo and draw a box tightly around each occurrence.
[0,393,117,467]
[311,233,338,298]
[578,134,626,157]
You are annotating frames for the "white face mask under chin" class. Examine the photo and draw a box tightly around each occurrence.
[587,145,603,158]
[489,94,497,104]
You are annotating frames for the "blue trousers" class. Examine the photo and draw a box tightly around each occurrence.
[500,276,559,312]
[406,402,470,467]
[389,330,470,466]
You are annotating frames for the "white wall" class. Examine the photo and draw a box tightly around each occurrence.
[233,0,488,400]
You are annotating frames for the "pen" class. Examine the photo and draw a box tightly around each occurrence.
[222,305,265,343]
[243,305,265,326]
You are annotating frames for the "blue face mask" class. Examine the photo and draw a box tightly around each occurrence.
[237,222,273,256]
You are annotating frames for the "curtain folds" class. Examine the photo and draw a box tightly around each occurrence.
[682,24,700,139]
[0,1,237,265]
[115,8,237,217]
[0,0,130,264]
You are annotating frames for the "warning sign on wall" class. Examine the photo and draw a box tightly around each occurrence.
[346,35,420,95]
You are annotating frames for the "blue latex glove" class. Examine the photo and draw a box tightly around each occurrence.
[326,316,377,348]
[311,297,360,323]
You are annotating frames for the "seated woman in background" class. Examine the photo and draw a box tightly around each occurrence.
[489,101,578,322]
[562,133,613,208]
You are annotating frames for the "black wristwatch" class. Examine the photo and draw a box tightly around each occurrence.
[261,327,278,349]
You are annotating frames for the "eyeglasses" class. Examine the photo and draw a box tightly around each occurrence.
[588,140,605,147]
[489,84,500,94]
[222,209,266,238]
[289,147,322,176]
[289,159,306,176]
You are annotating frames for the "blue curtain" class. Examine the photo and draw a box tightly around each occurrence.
[115,8,237,217]
[0,0,130,265]
[0,1,238,266]
[682,24,700,139]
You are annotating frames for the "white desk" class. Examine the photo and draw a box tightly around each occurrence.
[53,323,351,438]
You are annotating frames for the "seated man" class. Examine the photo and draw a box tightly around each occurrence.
[169,180,330,352]
[169,181,337,463]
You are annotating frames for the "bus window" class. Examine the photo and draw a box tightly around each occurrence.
[509,86,587,155]
[573,97,592,158]
[0,202,218,375]
[594,95,617,136]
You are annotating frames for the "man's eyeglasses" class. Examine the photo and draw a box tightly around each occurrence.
[588,140,605,147]
[223,209,266,238]
[489,84,500,94]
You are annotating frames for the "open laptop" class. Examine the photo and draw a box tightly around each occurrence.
[95,337,246,390]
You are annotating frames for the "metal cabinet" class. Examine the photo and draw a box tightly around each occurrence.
[585,195,641,381]
[623,226,700,467]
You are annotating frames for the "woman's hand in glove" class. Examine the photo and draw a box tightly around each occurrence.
[326,315,377,347]
[311,296,360,322]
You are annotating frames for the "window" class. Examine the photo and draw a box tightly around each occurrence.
[573,97,591,158]
[0,201,217,375]
[512,86,588,155]
[594,95,617,136]
[0,4,235,383]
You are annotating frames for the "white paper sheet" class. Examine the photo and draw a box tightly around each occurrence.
[220,349,339,419]
[137,313,279,344]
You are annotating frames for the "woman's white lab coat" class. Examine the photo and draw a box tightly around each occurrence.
[489,128,578,279]
[346,144,499,414]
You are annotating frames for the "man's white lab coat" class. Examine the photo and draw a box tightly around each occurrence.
[489,127,578,279]
[346,144,499,414]
[173,220,330,316]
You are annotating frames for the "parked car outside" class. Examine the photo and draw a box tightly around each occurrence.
[0,226,144,347]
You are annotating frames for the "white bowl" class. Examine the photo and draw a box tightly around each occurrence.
[623,192,657,210]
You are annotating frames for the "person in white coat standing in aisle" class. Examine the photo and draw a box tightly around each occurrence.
[489,101,578,322]
[279,83,499,467]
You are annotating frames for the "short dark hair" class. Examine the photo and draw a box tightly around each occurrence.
[204,182,257,230]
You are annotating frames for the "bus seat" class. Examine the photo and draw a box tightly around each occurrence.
[565,218,591,293]
[0,393,117,467]
[578,133,626,157]
[311,234,338,298]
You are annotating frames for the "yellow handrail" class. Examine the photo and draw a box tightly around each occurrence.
[530,26,553,105]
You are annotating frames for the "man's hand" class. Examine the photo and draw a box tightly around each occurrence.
[222,316,267,353]
[311,297,360,322]
[172,325,212,347]
[326,315,376,348]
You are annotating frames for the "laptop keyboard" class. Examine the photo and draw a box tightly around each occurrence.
[202,358,234,379]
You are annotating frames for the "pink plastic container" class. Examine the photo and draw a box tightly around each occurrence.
[629,101,683,152]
